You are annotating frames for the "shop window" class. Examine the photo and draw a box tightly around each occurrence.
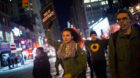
[0,31,3,41]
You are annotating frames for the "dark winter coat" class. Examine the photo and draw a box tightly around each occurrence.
[32,55,52,78]
[109,25,140,78]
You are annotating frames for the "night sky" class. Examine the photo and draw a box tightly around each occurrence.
[53,0,73,31]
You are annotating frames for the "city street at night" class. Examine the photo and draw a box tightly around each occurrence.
[0,57,111,78]
[0,0,140,78]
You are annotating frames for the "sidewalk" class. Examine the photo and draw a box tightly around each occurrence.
[0,59,33,73]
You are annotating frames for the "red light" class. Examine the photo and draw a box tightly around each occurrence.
[24,0,28,1]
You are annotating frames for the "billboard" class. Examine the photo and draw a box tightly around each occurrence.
[40,1,56,28]
[0,43,11,52]
[90,17,110,37]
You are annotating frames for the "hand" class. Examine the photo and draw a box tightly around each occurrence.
[109,26,114,34]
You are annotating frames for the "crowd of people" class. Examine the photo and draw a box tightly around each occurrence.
[32,9,140,78]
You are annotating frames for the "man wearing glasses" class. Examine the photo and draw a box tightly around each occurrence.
[109,9,140,78]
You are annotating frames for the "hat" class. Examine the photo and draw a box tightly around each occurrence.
[90,31,97,36]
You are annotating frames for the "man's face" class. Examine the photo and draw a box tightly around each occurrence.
[36,49,41,57]
[117,13,131,31]
[90,34,97,41]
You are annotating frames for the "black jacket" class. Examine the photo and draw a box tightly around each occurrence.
[32,55,52,78]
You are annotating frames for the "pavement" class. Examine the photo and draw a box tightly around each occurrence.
[0,57,111,78]
[0,59,33,74]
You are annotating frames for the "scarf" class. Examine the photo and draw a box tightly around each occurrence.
[57,40,77,60]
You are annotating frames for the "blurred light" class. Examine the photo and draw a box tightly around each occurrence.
[24,0,28,2]
[21,40,25,44]
[92,20,94,23]
[87,5,91,7]
[130,8,134,13]
[91,0,98,2]
[84,0,90,3]
[45,39,47,42]
[82,37,86,40]
[12,27,20,36]
[58,40,61,42]
[88,22,91,24]
[101,1,106,5]
[19,30,23,35]
[30,3,32,5]
[136,5,140,10]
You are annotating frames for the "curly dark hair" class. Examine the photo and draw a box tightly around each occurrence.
[62,28,83,43]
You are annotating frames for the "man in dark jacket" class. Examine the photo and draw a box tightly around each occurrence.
[109,9,140,78]
[85,31,108,78]
[32,47,52,78]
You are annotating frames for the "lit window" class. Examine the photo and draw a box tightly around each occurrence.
[6,32,11,42]
[0,31,3,41]
[91,0,98,2]
[106,1,108,4]
[84,0,90,3]
[88,22,91,24]
[101,1,106,5]
[26,8,29,10]
[113,0,118,3]
[87,5,91,7]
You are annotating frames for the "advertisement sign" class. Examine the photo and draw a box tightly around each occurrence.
[90,17,110,37]
[0,43,11,52]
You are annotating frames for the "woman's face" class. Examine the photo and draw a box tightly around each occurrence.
[62,31,73,43]
[36,49,41,57]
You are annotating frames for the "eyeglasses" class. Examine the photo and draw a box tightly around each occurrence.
[117,17,128,22]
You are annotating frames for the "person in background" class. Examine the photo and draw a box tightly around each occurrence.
[14,56,18,67]
[85,31,108,78]
[32,47,52,78]
[109,9,140,78]
[46,24,87,78]
[7,56,12,69]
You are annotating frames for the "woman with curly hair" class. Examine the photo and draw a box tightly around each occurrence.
[46,27,87,78]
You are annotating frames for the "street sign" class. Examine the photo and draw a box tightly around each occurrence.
[40,1,56,28]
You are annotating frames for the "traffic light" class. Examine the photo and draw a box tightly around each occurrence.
[22,0,30,8]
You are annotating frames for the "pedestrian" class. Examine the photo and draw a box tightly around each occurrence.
[32,47,52,78]
[85,31,108,78]
[109,9,140,78]
[20,55,24,65]
[14,56,18,67]
[11,55,15,68]
[46,25,87,78]
[7,56,12,69]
